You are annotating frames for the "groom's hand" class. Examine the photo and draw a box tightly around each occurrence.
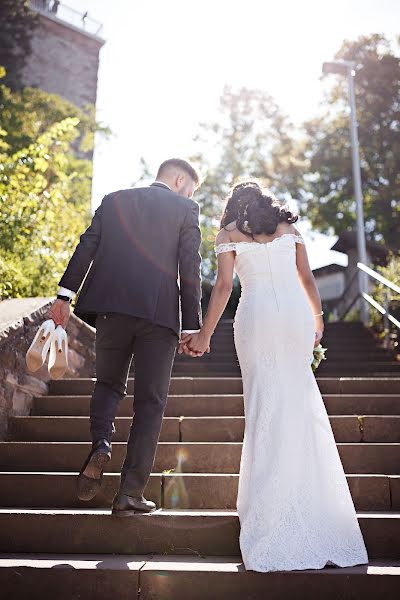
[178,333,198,357]
[47,299,71,329]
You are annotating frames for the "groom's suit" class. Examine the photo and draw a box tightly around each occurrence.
[59,182,202,496]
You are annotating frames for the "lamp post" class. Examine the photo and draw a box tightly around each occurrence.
[322,60,369,323]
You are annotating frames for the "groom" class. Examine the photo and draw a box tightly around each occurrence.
[48,158,203,515]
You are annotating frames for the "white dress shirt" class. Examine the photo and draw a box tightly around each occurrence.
[58,180,200,334]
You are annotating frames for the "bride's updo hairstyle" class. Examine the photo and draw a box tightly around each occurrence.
[221,181,298,237]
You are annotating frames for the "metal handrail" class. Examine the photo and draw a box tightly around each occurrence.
[30,0,103,37]
[357,262,400,295]
[333,262,399,348]
[357,262,400,349]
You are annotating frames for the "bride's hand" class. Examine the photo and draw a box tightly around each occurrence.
[314,316,324,347]
[187,330,211,357]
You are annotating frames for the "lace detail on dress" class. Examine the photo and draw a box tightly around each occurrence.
[215,233,305,256]
[215,242,237,255]
[292,234,305,244]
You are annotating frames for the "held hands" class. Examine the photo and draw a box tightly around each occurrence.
[178,331,211,357]
[47,299,71,330]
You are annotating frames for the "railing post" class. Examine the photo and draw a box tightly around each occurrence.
[348,68,369,324]
[383,289,390,349]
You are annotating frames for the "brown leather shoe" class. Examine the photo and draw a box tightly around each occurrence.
[77,439,111,501]
[112,493,156,516]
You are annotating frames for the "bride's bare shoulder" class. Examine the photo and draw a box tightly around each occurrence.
[215,228,233,246]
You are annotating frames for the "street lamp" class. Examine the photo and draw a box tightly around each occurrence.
[322,60,369,323]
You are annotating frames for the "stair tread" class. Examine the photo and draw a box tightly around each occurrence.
[2,440,399,445]
[1,508,398,516]
[2,471,398,476]
[0,553,398,574]
[14,415,400,419]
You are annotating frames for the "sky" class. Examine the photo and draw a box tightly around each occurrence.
[67,0,399,269]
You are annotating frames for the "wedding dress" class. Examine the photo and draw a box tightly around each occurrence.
[216,233,368,572]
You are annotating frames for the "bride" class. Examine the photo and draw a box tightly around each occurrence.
[181,181,368,572]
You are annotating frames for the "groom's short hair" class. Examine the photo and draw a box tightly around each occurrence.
[157,158,200,186]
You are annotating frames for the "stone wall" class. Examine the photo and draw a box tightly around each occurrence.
[0,298,95,440]
[22,11,104,108]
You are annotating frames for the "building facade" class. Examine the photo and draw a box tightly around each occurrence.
[22,1,104,108]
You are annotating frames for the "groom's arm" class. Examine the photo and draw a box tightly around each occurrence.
[58,196,107,293]
[178,200,202,331]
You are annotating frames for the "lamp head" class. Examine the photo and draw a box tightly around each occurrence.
[322,60,356,77]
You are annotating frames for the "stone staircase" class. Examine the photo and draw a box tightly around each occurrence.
[172,320,400,377]
[0,321,399,598]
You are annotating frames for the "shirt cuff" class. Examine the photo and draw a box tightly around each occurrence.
[58,286,75,299]
[182,329,201,334]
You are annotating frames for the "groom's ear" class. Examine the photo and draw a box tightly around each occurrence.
[176,173,185,187]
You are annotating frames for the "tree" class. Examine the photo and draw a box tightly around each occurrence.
[189,86,304,284]
[0,83,108,157]
[0,116,91,299]
[136,86,303,312]
[0,71,108,299]
[0,0,37,89]
[299,35,400,250]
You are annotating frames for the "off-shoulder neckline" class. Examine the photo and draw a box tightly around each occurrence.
[215,233,304,249]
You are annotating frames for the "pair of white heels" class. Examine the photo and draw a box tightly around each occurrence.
[26,319,69,380]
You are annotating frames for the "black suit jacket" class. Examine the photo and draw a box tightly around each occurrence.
[59,183,202,335]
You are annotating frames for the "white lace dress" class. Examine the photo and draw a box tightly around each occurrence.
[216,233,368,572]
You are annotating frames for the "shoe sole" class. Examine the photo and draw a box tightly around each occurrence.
[48,337,68,380]
[26,331,53,372]
[77,451,111,501]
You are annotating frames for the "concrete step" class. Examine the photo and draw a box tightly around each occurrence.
[171,364,400,376]
[172,367,241,376]
[213,330,375,337]
[1,555,398,600]
[9,415,400,443]
[1,442,399,474]
[315,363,400,374]
[195,341,381,352]
[32,394,400,416]
[0,553,145,600]
[0,509,398,558]
[0,472,398,511]
[171,360,400,369]
[169,371,400,379]
[174,351,395,363]
[48,377,400,396]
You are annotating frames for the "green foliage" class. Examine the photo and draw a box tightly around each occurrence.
[0,117,91,298]
[0,84,109,156]
[370,253,400,345]
[0,74,107,299]
[0,0,37,90]
[136,86,304,314]
[189,86,304,284]
[299,34,400,250]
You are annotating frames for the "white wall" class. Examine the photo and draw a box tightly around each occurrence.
[315,272,345,301]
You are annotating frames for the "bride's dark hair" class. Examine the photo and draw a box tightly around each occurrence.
[220,181,298,236]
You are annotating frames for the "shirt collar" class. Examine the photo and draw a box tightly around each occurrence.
[152,180,171,190]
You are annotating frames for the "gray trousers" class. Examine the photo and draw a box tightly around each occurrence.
[90,312,177,497]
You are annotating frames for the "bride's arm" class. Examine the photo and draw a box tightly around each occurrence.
[294,229,324,344]
[185,231,235,354]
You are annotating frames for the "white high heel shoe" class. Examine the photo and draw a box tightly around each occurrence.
[26,319,55,373]
[48,325,69,380]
